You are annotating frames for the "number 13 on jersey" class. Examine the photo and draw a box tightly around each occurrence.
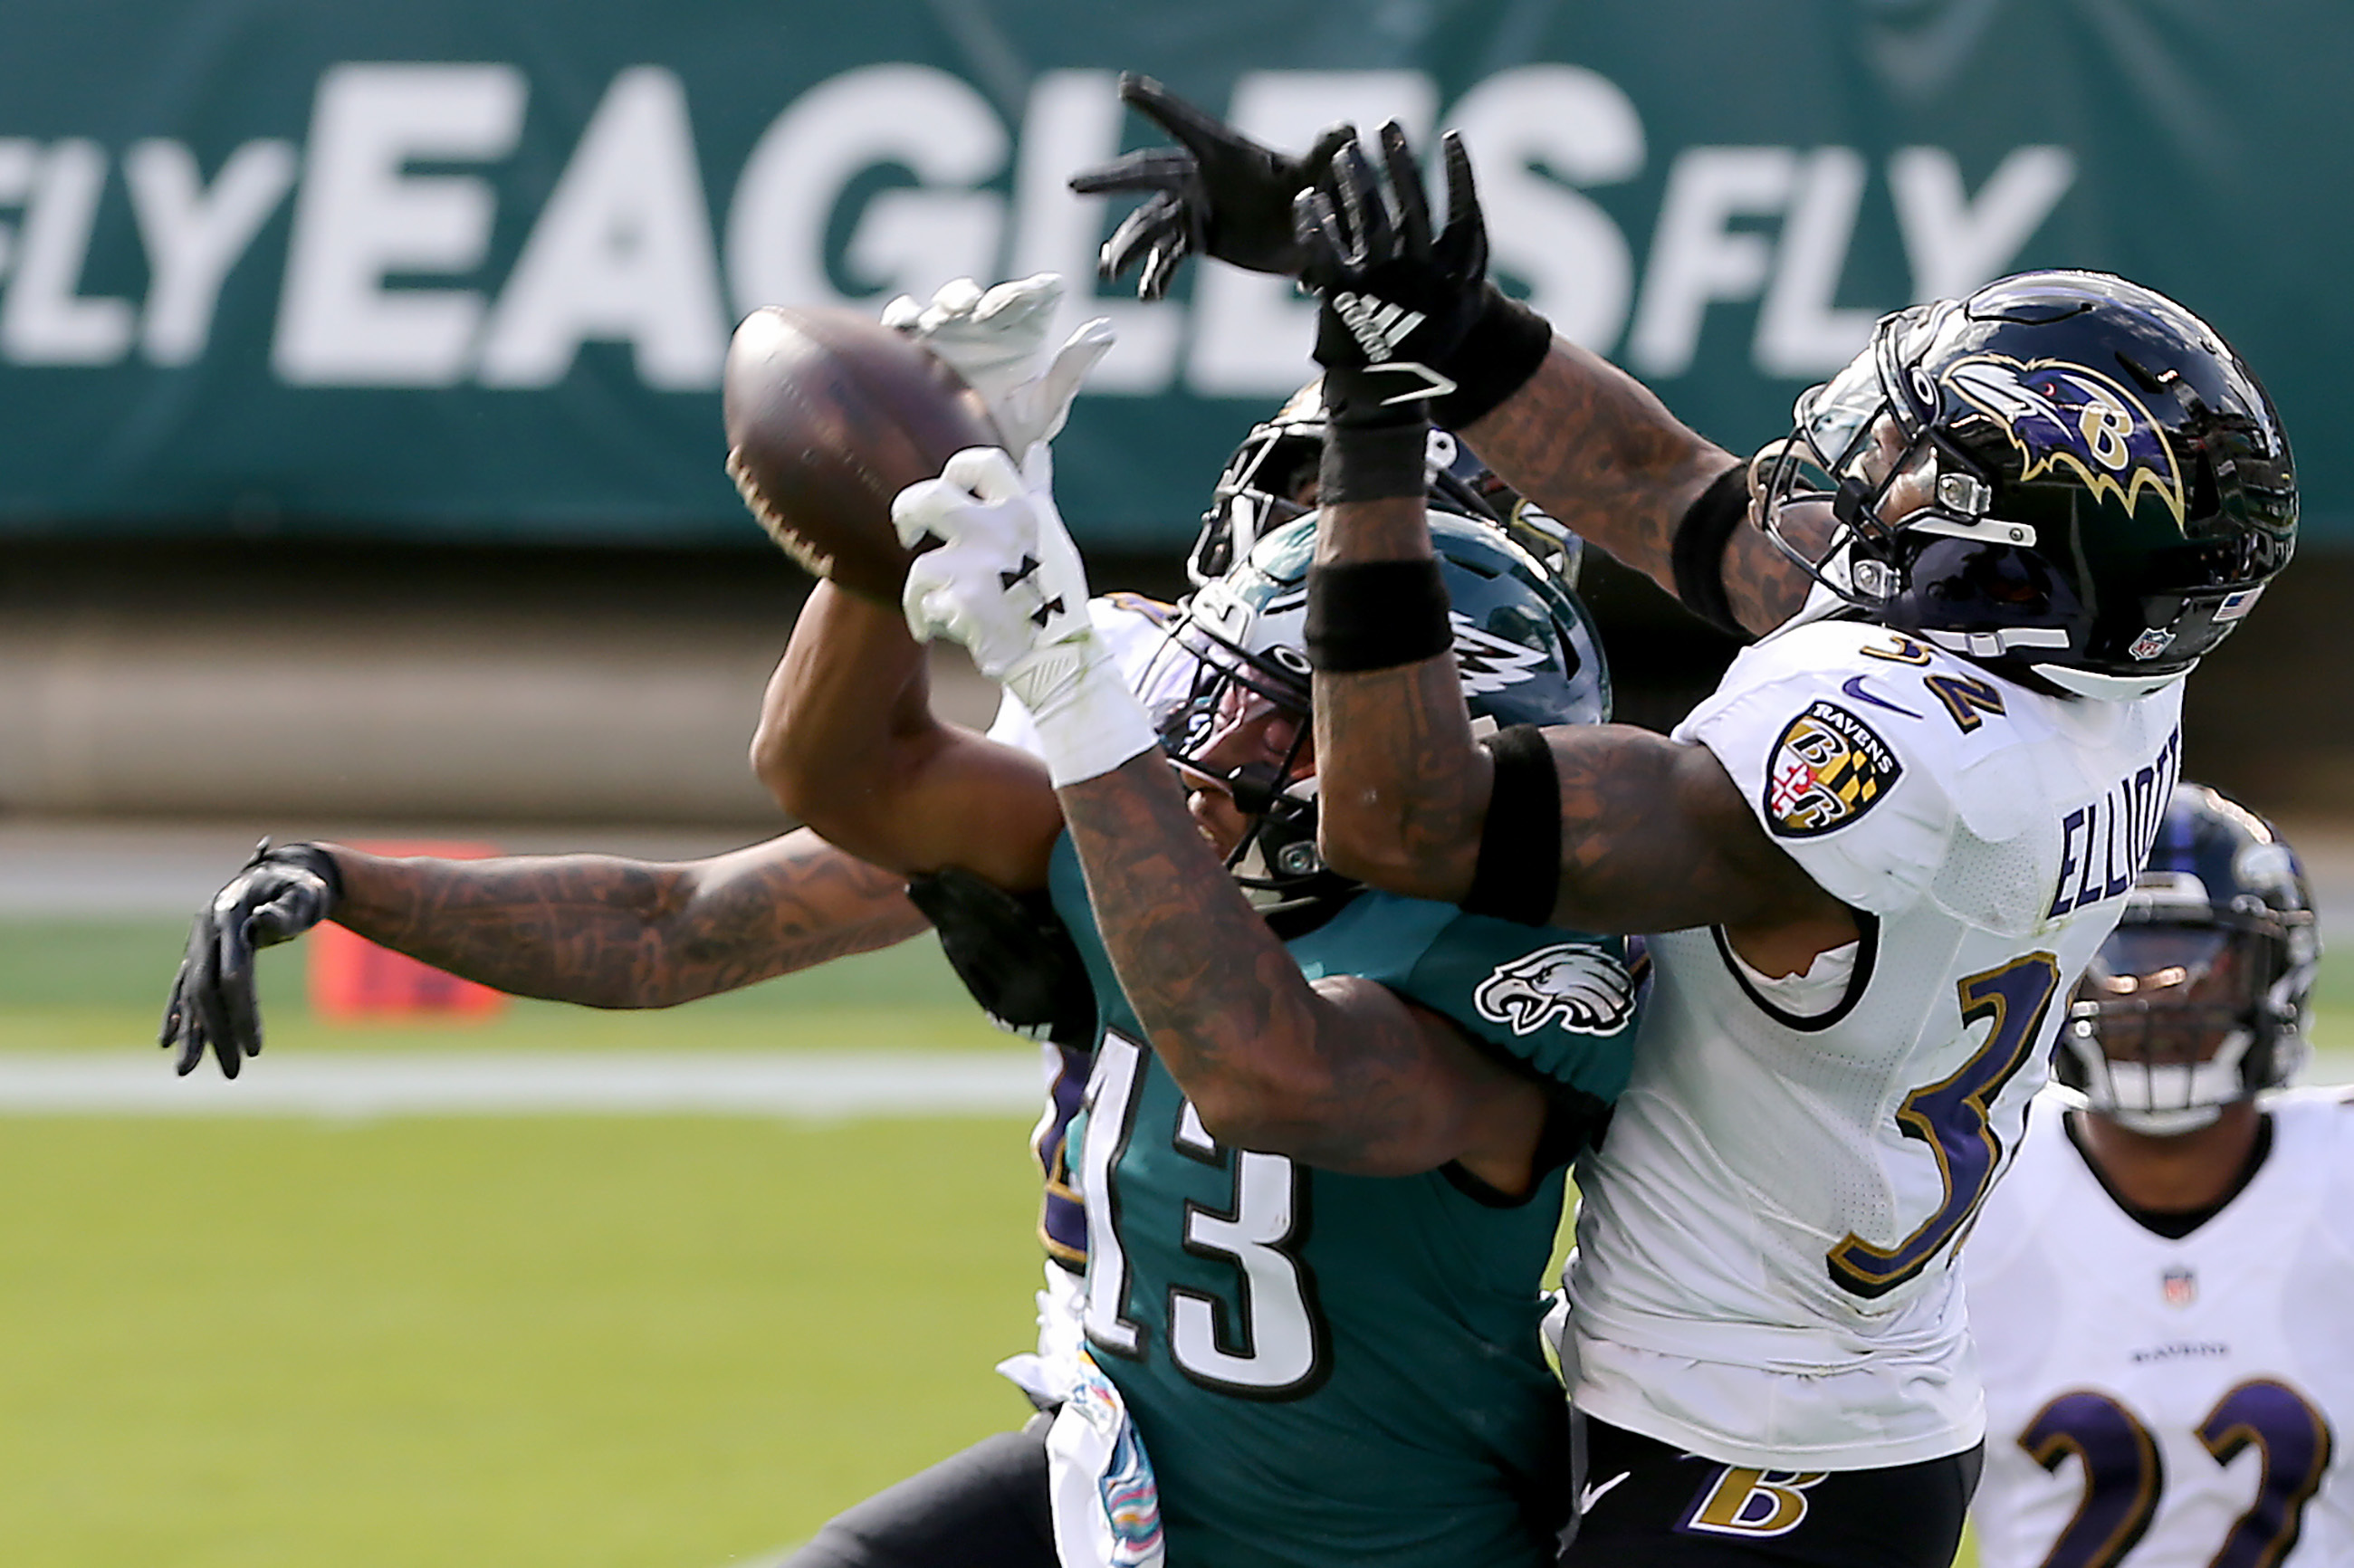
[1079,1032,1330,1396]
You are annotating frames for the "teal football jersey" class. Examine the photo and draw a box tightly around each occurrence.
[1049,835,1640,1568]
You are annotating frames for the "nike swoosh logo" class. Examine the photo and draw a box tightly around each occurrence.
[1578,1470,1632,1514]
[1842,674,1920,717]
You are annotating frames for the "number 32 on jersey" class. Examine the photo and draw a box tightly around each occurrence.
[1830,953,2061,1297]
[1079,1032,1329,1397]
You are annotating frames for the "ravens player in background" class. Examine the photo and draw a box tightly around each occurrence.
[1072,78,2298,1566]
[1967,784,2350,1567]
[758,345,1638,1566]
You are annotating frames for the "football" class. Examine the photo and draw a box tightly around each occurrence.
[723,306,1001,603]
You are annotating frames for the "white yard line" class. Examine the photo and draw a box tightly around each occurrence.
[0,1050,1041,1118]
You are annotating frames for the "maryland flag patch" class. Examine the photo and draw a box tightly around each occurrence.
[1765,701,1903,837]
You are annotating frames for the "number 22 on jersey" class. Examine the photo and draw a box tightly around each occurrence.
[1079,1032,1330,1396]
[2022,1381,2335,1568]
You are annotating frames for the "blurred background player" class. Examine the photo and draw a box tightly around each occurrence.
[1966,783,2350,1568]
[1072,81,2298,1568]
[762,449,1633,1566]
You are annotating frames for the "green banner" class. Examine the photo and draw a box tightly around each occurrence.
[1,1,2346,548]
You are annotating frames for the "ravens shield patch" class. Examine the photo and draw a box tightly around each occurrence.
[1765,701,1903,837]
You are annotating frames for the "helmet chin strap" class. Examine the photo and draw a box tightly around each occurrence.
[2104,1102,2228,1136]
[2082,1027,2257,1133]
[2031,661,2197,701]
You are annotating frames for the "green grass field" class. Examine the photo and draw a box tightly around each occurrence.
[0,923,1037,1568]
[3,919,2349,1566]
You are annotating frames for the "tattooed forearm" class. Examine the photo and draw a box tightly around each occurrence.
[1056,756,1478,1176]
[1457,339,1738,594]
[1304,493,1489,900]
[325,832,925,1009]
[1312,656,1489,903]
[1540,724,1843,942]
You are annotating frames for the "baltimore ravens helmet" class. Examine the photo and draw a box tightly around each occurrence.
[1146,510,1607,925]
[1191,380,1584,591]
[1756,271,2296,700]
[2055,783,2321,1132]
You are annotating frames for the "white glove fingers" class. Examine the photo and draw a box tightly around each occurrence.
[1032,320,1117,442]
[974,273,1064,328]
[940,445,1029,506]
[924,277,985,324]
[892,474,967,549]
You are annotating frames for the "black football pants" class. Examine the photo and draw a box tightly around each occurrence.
[781,1419,1056,1568]
[1560,1412,1981,1568]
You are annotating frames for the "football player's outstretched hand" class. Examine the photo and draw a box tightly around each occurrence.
[1067,72,1354,301]
[1293,123,1498,415]
[880,275,1115,457]
[895,447,1156,786]
[160,840,341,1078]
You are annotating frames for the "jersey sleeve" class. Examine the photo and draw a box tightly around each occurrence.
[1674,622,1959,918]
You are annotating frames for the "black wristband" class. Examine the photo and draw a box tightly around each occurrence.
[1430,285,1553,430]
[1305,559,1453,673]
[1670,464,1754,640]
[1464,725,1562,927]
[1316,416,1430,506]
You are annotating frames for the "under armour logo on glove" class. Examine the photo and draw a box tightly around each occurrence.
[992,553,1067,625]
[895,446,1092,683]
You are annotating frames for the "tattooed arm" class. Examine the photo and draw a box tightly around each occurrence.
[321,830,927,1009]
[1310,495,1853,976]
[1454,337,1820,636]
[1055,752,1550,1193]
[161,826,931,1076]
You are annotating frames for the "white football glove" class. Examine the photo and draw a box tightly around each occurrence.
[895,446,1157,786]
[881,275,1115,457]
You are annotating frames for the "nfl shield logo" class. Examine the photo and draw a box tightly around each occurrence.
[2129,627,2176,661]
[2161,1266,2196,1307]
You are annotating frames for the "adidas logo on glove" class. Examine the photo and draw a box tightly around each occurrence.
[1333,292,1426,363]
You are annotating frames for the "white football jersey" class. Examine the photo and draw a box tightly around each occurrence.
[1968,1089,2354,1568]
[1564,617,2186,1469]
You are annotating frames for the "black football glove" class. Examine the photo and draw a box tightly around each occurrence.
[159,839,342,1078]
[1067,72,1354,301]
[1295,123,1553,431]
[906,865,1097,1047]
[1293,123,1496,423]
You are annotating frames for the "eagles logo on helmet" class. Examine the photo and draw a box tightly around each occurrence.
[1144,507,1607,930]
[2055,782,2321,1133]
[1754,270,2297,701]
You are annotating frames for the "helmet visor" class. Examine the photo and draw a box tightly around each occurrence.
[2074,923,2259,1065]
[1794,349,1890,475]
